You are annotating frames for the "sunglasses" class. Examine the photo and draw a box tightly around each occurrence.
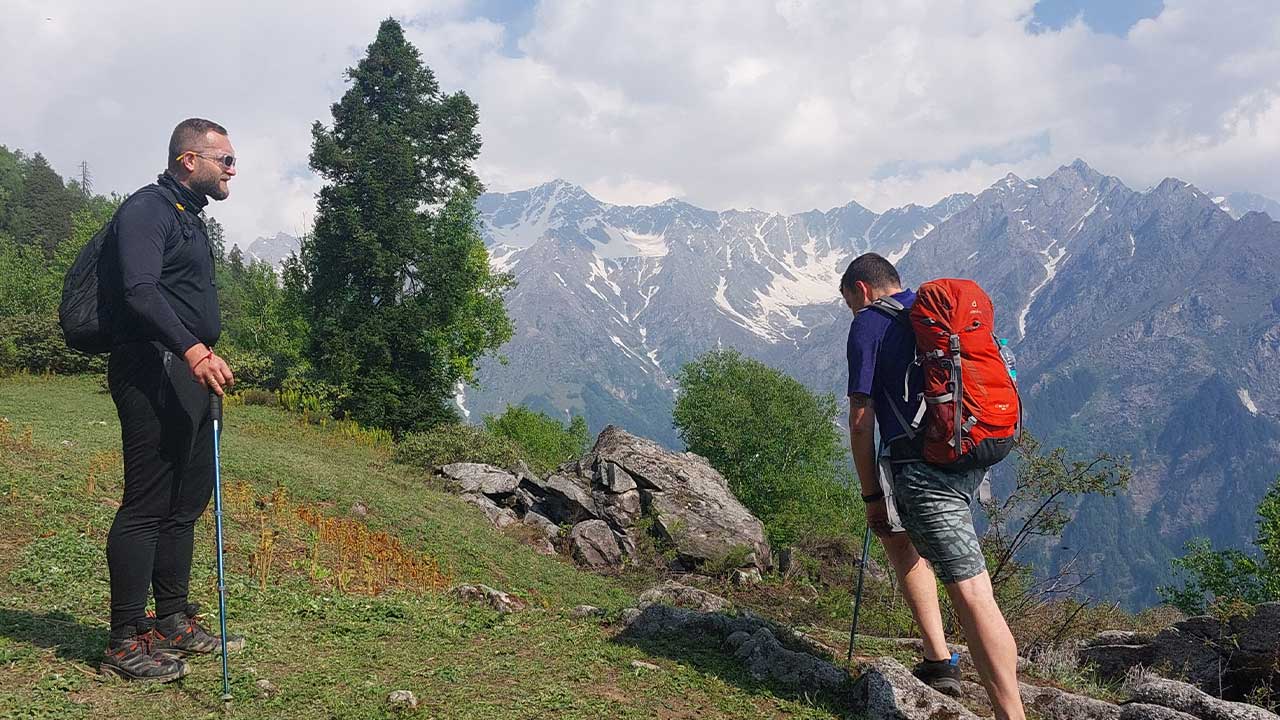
[177,151,236,169]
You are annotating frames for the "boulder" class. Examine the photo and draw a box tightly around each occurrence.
[527,473,598,525]
[732,627,849,691]
[461,493,519,528]
[1127,676,1280,720]
[568,520,624,568]
[599,461,637,493]
[637,581,730,612]
[1082,602,1280,700]
[1020,682,1120,720]
[1119,704,1201,720]
[853,657,980,720]
[593,486,643,529]
[590,426,771,572]
[439,463,519,496]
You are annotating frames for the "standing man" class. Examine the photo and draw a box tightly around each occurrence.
[99,118,241,682]
[841,253,1025,720]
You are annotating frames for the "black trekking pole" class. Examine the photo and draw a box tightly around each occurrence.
[210,392,232,704]
[846,523,873,664]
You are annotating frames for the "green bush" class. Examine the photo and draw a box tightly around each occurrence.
[0,313,105,375]
[395,423,525,472]
[218,343,274,390]
[1159,476,1280,614]
[482,406,590,476]
[673,348,858,545]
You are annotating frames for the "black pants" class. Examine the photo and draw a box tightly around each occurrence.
[107,342,214,638]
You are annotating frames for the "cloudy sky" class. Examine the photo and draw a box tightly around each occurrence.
[3,0,1277,245]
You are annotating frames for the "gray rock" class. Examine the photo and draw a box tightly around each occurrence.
[570,605,605,620]
[349,500,368,518]
[735,627,849,690]
[255,678,277,698]
[521,510,560,538]
[593,487,643,529]
[591,426,771,572]
[630,659,660,671]
[529,473,598,525]
[451,584,527,614]
[638,581,729,612]
[1084,602,1280,699]
[853,657,980,720]
[439,463,519,496]
[1119,704,1201,720]
[1081,641,1153,680]
[732,568,762,587]
[1086,630,1156,647]
[387,689,418,710]
[1020,682,1120,720]
[600,461,638,493]
[568,520,624,568]
[461,493,519,528]
[725,630,753,650]
[1128,676,1280,720]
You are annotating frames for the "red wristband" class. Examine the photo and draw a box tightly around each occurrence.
[193,351,213,370]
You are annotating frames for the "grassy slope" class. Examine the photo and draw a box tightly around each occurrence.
[0,375,862,720]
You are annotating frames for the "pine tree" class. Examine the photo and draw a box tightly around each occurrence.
[302,18,513,434]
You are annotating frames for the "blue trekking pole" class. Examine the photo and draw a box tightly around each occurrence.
[210,392,232,703]
[847,523,873,664]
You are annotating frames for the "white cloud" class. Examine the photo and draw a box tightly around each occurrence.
[2,0,1277,244]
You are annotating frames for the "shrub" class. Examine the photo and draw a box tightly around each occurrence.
[482,405,590,476]
[217,344,274,390]
[395,423,525,472]
[672,349,858,545]
[0,313,105,375]
[1159,476,1280,614]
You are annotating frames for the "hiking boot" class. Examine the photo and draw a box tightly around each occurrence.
[912,656,962,696]
[152,604,246,657]
[100,627,189,683]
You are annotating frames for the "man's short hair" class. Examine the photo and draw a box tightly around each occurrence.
[168,118,228,171]
[840,252,901,292]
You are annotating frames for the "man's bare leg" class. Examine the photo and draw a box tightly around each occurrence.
[881,532,950,661]
[945,571,1025,720]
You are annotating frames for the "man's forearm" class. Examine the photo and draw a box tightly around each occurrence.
[850,424,879,496]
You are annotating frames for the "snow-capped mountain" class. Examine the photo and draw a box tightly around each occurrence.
[467,161,1280,606]
[237,231,300,269]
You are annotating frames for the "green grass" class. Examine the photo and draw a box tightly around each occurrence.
[0,374,862,719]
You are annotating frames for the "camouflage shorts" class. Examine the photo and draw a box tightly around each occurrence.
[891,462,987,584]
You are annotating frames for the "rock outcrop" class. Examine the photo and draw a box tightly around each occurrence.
[433,426,771,574]
[1081,603,1280,700]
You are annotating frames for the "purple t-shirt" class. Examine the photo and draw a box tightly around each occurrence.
[846,288,922,444]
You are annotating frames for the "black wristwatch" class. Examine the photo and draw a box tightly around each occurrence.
[861,490,885,503]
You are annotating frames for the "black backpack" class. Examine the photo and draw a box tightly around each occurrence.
[58,185,191,354]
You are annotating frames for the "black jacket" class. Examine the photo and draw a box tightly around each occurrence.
[104,172,220,355]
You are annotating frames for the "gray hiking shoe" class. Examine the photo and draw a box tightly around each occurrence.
[152,604,245,657]
[100,627,190,683]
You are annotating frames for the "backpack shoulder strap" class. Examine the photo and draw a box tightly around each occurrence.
[147,184,195,242]
[865,296,911,328]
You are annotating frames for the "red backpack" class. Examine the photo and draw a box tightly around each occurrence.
[871,279,1021,471]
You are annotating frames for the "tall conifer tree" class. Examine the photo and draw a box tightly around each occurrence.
[303,18,512,433]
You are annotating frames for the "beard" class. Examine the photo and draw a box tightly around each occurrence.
[190,170,230,201]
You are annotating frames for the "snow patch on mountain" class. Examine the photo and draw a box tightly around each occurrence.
[1239,388,1259,415]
